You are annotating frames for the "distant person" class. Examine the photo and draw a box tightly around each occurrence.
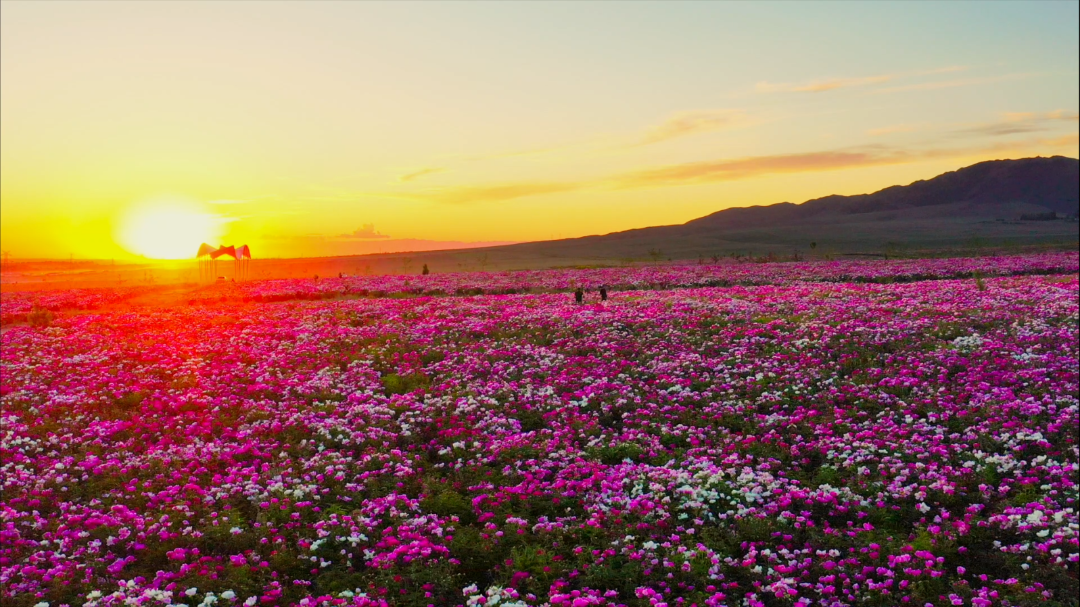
[574,287,584,304]
[422,264,430,275]
[599,285,608,301]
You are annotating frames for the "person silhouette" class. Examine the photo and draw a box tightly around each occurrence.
[599,285,608,301]
[574,287,584,304]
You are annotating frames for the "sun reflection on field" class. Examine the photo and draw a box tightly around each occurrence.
[114,199,223,259]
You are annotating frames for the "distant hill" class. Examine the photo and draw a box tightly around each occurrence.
[487,155,1079,261]
[687,155,1079,230]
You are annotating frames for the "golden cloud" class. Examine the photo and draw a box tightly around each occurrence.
[391,136,1074,204]
[399,167,447,182]
[1042,133,1079,147]
[611,149,914,188]
[867,124,919,137]
[758,66,969,94]
[757,75,894,93]
[874,73,1026,94]
[406,182,582,205]
[638,109,748,145]
[957,110,1080,137]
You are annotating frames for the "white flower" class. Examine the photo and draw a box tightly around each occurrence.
[951,334,984,352]
[186,588,198,597]
[221,591,236,600]
[245,598,258,607]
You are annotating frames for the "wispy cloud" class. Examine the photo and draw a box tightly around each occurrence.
[757,75,894,94]
[867,124,919,137]
[385,133,1073,205]
[956,110,1079,137]
[465,140,598,162]
[637,109,748,145]
[758,66,969,94]
[609,135,1076,189]
[875,73,1028,94]
[610,149,917,188]
[339,223,390,240]
[403,149,918,203]
[866,110,1076,140]
[399,167,447,182]
[1042,133,1079,147]
[405,182,582,205]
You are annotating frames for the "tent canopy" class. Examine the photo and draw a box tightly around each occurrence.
[197,244,252,260]
[211,245,237,260]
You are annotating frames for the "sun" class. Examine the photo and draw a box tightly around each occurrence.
[115,200,222,259]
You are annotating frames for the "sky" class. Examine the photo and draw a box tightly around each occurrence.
[2,1,1078,260]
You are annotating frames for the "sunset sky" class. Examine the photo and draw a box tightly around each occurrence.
[2,1,1078,260]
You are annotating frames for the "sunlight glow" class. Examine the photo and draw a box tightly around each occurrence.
[115,201,223,259]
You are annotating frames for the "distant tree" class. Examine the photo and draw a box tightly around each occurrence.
[28,306,53,328]
[711,254,720,263]
[974,271,987,292]
[648,248,663,262]
[810,242,817,250]
[422,263,430,275]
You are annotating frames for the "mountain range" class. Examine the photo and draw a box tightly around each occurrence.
[488,155,1079,261]
[254,156,1079,277]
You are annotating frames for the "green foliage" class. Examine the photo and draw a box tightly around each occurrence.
[381,372,430,395]
[28,305,53,328]
[592,442,645,465]
[515,408,546,432]
[422,490,472,521]
[449,526,502,586]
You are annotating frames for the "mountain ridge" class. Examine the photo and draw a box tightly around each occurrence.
[487,156,1078,259]
[683,155,1078,230]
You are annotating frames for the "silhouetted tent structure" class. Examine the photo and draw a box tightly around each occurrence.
[197,243,216,282]
[236,245,252,280]
[196,243,252,281]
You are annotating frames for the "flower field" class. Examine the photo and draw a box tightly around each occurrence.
[3,252,1076,324]
[1,257,1077,606]
[205,252,1080,304]
[0,288,150,325]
